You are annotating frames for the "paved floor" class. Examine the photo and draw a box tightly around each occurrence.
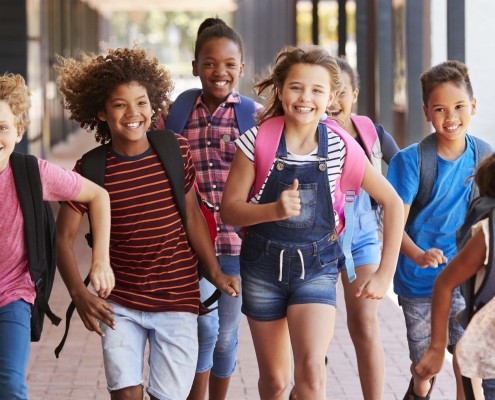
[26,131,458,399]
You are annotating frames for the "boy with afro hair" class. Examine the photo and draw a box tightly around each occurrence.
[55,45,240,400]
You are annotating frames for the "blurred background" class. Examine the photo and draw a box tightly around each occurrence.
[2,0,493,157]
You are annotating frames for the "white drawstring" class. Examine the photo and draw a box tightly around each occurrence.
[278,249,305,281]
[278,249,284,281]
[297,249,305,280]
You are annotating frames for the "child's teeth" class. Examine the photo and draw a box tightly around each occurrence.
[214,81,227,87]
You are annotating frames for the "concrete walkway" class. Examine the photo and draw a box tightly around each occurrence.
[26,130,458,399]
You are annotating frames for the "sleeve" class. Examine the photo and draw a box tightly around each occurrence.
[38,159,83,202]
[339,136,347,173]
[234,126,258,164]
[375,124,400,164]
[177,135,196,194]
[471,218,490,264]
[386,145,419,205]
[65,159,89,216]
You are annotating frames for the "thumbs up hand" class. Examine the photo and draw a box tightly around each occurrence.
[277,179,301,219]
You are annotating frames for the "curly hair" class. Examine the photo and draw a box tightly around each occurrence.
[56,45,174,143]
[253,45,343,126]
[474,153,495,198]
[0,73,31,134]
[420,60,473,107]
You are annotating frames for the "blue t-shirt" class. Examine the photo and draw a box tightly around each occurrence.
[387,135,477,298]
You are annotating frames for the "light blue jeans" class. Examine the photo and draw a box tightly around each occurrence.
[99,302,198,400]
[0,299,31,400]
[196,255,242,378]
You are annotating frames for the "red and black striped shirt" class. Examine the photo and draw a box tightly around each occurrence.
[68,135,200,314]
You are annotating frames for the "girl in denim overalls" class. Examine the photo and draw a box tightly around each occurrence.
[221,46,403,400]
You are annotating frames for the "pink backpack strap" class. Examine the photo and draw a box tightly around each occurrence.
[323,119,366,283]
[350,115,377,158]
[252,116,285,198]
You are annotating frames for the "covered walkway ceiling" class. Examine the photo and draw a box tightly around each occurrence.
[81,0,237,15]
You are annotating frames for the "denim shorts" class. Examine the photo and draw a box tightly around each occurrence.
[196,255,242,378]
[399,292,465,364]
[240,230,340,322]
[99,302,198,400]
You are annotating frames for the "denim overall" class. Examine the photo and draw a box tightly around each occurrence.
[240,123,343,322]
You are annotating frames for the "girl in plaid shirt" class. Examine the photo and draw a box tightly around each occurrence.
[158,17,262,400]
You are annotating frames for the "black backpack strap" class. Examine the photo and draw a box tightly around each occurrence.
[470,136,494,202]
[56,144,108,356]
[406,133,437,228]
[54,274,91,358]
[10,153,61,327]
[80,144,110,248]
[147,130,221,306]
[147,130,188,228]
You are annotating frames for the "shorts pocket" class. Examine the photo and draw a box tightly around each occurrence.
[317,243,341,269]
[240,241,264,266]
[276,182,317,228]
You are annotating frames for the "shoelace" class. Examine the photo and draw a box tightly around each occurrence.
[278,249,305,281]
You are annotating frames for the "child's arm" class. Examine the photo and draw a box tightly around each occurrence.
[358,160,403,299]
[415,229,487,379]
[401,204,448,268]
[56,179,116,337]
[220,149,300,226]
[185,187,240,297]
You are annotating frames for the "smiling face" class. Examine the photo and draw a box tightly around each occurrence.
[0,101,22,173]
[98,81,152,153]
[423,81,476,143]
[277,63,335,128]
[192,37,244,106]
[329,71,358,124]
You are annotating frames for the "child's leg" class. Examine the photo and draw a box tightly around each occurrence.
[248,317,291,400]
[209,255,242,399]
[147,311,198,400]
[342,264,384,400]
[0,300,31,400]
[288,303,336,400]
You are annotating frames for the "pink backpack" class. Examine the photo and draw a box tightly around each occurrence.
[250,116,366,282]
[350,115,383,174]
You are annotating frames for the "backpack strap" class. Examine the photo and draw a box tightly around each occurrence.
[405,133,437,228]
[351,115,382,176]
[234,95,257,134]
[324,119,366,283]
[470,136,494,202]
[165,88,202,134]
[10,153,61,326]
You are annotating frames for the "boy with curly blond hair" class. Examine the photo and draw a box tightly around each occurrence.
[0,73,111,400]
[55,46,240,400]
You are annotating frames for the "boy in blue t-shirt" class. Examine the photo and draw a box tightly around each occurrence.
[388,61,492,400]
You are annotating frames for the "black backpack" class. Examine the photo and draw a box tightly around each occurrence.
[10,152,62,342]
[405,133,493,228]
[456,196,495,329]
[55,130,221,357]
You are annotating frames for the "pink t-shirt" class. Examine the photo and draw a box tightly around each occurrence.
[0,158,82,308]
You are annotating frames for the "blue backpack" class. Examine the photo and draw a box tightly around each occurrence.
[405,133,493,228]
[456,196,495,329]
[165,88,256,135]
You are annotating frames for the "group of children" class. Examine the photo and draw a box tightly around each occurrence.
[1,15,494,400]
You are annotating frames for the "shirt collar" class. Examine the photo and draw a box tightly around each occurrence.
[193,91,241,109]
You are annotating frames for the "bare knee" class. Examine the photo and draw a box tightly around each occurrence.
[295,359,326,392]
[347,309,379,341]
[259,374,290,397]
[111,385,143,400]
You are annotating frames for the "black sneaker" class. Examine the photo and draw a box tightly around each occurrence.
[403,375,436,400]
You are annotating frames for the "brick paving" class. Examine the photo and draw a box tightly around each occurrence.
[26,130,458,399]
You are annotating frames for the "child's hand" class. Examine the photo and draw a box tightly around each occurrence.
[72,290,116,336]
[356,271,392,299]
[415,345,445,380]
[210,272,240,298]
[277,179,301,219]
[415,248,448,268]
[89,260,115,298]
